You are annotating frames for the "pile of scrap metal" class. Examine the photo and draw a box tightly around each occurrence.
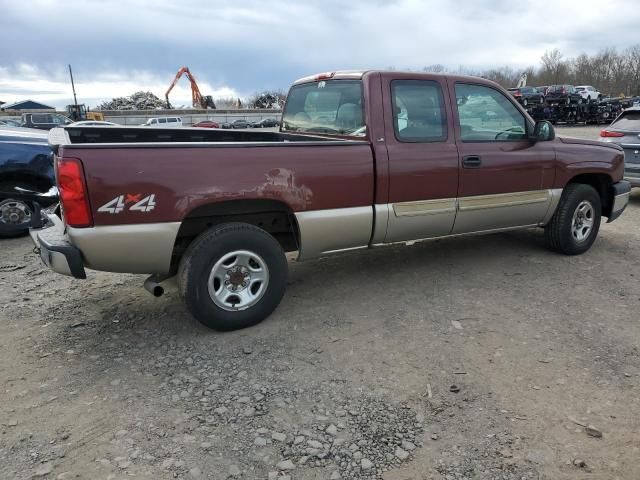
[526,96,640,125]
[97,91,166,111]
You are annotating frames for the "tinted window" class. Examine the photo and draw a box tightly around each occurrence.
[455,83,527,142]
[159,118,167,124]
[391,80,447,142]
[612,111,640,130]
[31,114,51,123]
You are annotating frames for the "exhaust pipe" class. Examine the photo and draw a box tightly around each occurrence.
[144,275,165,297]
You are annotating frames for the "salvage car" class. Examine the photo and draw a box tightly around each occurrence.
[221,119,250,129]
[0,127,56,238]
[141,117,183,128]
[193,120,220,128]
[0,118,22,127]
[250,117,280,128]
[599,106,640,187]
[575,85,602,102]
[507,86,545,106]
[21,113,73,130]
[32,70,630,331]
[545,85,583,105]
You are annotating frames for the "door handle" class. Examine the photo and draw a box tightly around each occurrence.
[462,155,482,168]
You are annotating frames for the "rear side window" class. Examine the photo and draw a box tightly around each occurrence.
[31,114,51,123]
[612,111,640,130]
[391,80,447,142]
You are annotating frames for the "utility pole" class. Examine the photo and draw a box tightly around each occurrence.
[68,64,78,107]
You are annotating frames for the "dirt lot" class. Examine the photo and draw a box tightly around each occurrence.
[1,125,639,480]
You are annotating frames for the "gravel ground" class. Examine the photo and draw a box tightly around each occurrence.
[1,125,639,480]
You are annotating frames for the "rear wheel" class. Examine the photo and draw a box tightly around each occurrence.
[0,182,37,239]
[544,184,601,255]
[178,222,288,331]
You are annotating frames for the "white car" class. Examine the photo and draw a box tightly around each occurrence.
[141,117,183,128]
[575,85,602,102]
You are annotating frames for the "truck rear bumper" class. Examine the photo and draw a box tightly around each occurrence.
[608,180,631,223]
[30,214,86,279]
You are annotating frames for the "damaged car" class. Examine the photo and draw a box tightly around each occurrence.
[0,127,57,238]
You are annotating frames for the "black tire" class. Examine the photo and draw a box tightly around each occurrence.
[0,182,37,239]
[178,222,288,331]
[544,183,602,255]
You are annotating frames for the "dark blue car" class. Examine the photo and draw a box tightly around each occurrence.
[0,127,56,238]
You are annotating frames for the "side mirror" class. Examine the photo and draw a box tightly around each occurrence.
[532,120,555,142]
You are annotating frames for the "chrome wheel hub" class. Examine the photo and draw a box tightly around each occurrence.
[207,250,269,311]
[0,199,32,226]
[571,200,594,242]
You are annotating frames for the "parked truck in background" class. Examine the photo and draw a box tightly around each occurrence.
[31,70,630,330]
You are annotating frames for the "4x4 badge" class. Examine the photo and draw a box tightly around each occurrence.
[97,194,156,214]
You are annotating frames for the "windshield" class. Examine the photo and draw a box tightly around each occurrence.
[282,80,365,136]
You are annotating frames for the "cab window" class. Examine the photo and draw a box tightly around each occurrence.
[391,80,447,142]
[455,83,527,142]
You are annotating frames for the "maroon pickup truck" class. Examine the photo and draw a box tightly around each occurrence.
[33,70,630,330]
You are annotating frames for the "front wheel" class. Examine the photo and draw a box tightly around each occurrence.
[544,184,601,255]
[178,223,288,331]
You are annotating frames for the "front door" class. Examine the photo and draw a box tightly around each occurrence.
[449,81,556,234]
[381,75,459,243]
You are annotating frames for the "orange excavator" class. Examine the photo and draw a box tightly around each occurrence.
[165,67,216,109]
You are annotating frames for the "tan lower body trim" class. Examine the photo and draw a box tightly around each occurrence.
[458,190,551,211]
[393,198,456,217]
[68,222,181,274]
[295,206,373,260]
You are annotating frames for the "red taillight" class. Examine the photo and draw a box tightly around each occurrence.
[514,90,522,96]
[57,157,92,227]
[600,130,625,138]
[314,72,335,81]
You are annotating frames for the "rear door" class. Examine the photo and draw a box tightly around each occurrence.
[448,81,556,234]
[380,75,459,243]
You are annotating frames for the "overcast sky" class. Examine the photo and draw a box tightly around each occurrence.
[1,0,639,109]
